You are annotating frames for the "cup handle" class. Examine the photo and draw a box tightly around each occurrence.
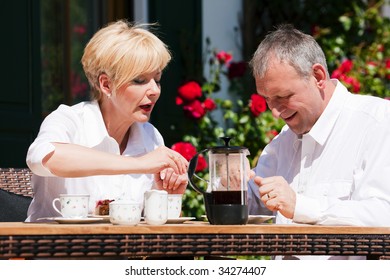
[52,198,62,216]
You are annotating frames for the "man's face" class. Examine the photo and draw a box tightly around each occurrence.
[255,59,326,135]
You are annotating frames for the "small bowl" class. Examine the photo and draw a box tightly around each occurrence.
[109,201,142,225]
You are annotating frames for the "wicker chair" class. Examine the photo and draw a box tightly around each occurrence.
[0,168,33,222]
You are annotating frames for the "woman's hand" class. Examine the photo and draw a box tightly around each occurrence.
[138,146,188,175]
[154,168,188,194]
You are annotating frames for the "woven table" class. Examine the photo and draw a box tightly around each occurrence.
[1,222,390,259]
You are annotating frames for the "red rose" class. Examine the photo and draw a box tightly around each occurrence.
[175,96,184,106]
[266,129,279,140]
[177,81,202,102]
[385,58,390,79]
[339,59,353,73]
[195,154,207,172]
[250,94,267,117]
[340,75,361,93]
[183,99,206,120]
[171,142,197,161]
[171,142,207,172]
[216,51,233,65]
[203,98,217,111]
[331,69,342,79]
[228,61,247,79]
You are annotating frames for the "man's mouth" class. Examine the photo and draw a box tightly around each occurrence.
[282,112,296,122]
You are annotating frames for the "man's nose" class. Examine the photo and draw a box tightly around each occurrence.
[271,107,282,118]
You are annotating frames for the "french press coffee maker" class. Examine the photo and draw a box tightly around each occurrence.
[188,137,250,225]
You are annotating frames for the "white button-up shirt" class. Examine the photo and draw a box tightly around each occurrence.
[26,101,164,222]
[249,80,390,227]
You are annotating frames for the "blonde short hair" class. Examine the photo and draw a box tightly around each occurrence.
[82,20,171,100]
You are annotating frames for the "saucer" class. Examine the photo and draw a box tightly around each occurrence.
[248,215,275,224]
[53,217,104,224]
[201,215,274,224]
[166,217,196,224]
[88,215,110,222]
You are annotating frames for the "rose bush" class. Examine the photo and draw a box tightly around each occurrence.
[314,1,390,98]
[171,44,285,218]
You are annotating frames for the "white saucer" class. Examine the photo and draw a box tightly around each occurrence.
[53,217,104,224]
[200,215,274,224]
[248,215,275,224]
[166,217,196,224]
[88,215,110,222]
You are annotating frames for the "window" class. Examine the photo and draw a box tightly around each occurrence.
[40,0,133,114]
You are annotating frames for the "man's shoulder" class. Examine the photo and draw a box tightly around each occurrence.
[346,93,390,121]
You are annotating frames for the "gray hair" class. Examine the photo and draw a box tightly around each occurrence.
[249,24,329,80]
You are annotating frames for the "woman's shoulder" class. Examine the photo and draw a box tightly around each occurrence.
[45,101,96,120]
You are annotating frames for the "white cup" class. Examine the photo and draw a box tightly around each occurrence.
[144,190,168,225]
[168,194,183,219]
[109,201,142,225]
[52,194,90,218]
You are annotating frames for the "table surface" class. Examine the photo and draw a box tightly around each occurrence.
[1,221,390,235]
[2,221,390,259]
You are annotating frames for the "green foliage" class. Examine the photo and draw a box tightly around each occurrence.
[315,0,390,97]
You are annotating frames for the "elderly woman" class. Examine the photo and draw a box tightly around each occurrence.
[25,20,188,222]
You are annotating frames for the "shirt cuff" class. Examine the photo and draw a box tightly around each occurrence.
[292,194,321,224]
[26,142,56,177]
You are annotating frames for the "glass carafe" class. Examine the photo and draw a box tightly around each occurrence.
[188,137,249,225]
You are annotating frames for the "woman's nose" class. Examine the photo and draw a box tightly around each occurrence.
[148,79,161,95]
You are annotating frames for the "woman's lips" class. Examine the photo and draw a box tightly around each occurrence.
[139,104,153,112]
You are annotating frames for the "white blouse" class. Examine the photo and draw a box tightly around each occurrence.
[26,101,164,222]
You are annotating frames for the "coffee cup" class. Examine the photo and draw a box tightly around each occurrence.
[109,201,142,225]
[167,194,182,219]
[144,190,168,225]
[52,194,90,218]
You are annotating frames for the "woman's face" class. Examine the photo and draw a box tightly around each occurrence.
[255,59,326,135]
[110,70,162,124]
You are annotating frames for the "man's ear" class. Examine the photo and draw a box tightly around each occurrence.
[312,63,327,89]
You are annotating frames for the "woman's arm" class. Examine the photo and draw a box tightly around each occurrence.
[43,143,188,177]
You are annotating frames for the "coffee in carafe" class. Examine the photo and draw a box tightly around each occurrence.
[212,190,248,205]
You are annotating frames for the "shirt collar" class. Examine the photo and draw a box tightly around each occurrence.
[305,79,349,146]
[83,101,111,146]
[82,101,156,156]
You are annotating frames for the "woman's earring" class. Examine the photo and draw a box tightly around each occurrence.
[106,93,111,99]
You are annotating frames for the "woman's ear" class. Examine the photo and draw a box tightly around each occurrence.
[312,63,327,89]
[98,73,112,97]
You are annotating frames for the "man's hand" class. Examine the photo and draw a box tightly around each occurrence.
[254,175,296,219]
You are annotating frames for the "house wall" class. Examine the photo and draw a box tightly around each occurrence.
[202,0,243,97]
